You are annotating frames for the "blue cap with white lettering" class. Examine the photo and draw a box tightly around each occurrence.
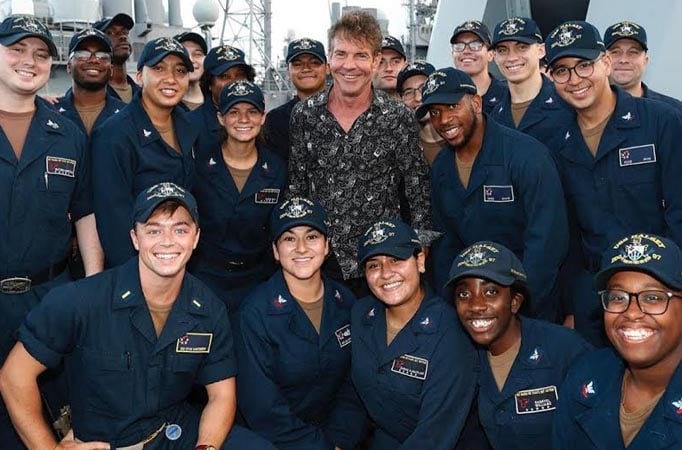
[358,220,422,265]
[132,182,199,225]
[270,197,329,241]
[0,14,57,57]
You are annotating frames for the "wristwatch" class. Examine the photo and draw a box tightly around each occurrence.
[195,445,217,450]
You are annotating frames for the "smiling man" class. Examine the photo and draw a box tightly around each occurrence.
[604,21,682,110]
[54,28,125,137]
[544,21,682,346]
[0,183,276,450]
[288,10,432,294]
[421,67,568,321]
[489,17,572,150]
[91,37,198,267]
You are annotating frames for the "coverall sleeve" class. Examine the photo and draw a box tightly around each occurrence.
[90,124,137,267]
[397,325,478,450]
[659,109,682,248]
[515,144,569,321]
[324,376,369,450]
[286,103,310,199]
[236,307,334,450]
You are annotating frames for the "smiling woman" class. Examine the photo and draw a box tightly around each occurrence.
[553,233,682,449]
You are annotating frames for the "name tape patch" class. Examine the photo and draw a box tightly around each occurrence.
[255,188,280,204]
[483,185,514,203]
[176,332,213,353]
[46,156,76,178]
[619,144,656,167]
[391,354,428,380]
[335,324,351,348]
[515,385,558,415]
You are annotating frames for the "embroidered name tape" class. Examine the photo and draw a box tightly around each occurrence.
[619,144,656,167]
[335,324,351,348]
[255,188,280,204]
[176,332,213,353]
[483,185,514,203]
[391,354,428,380]
[515,385,558,414]
[46,156,76,178]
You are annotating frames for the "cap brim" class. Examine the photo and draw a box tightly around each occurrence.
[0,33,58,57]
[444,268,516,289]
[359,244,417,265]
[139,50,193,71]
[416,91,466,119]
[220,98,264,115]
[286,50,326,64]
[450,31,490,45]
[71,35,111,54]
[594,266,682,291]
[209,60,248,76]
[272,219,327,241]
[605,37,647,52]
[493,36,541,46]
[547,48,601,66]
[134,197,197,225]
[177,32,207,54]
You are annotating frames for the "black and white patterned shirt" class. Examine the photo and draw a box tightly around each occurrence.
[289,86,432,279]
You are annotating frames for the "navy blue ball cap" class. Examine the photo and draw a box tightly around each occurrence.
[595,234,682,291]
[137,36,193,71]
[204,44,248,76]
[545,20,605,66]
[271,197,329,241]
[396,61,435,94]
[93,13,134,32]
[219,80,265,114]
[604,21,648,51]
[286,37,326,64]
[445,241,527,289]
[381,35,406,59]
[492,17,543,47]
[450,20,492,46]
[175,31,207,55]
[415,67,477,119]
[133,182,199,225]
[68,28,112,55]
[358,220,422,265]
[0,14,57,57]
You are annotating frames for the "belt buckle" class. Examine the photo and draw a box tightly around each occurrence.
[0,277,31,294]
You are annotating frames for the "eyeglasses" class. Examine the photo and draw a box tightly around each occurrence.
[402,83,425,100]
[550,55,602,84]
[598,289,682,315]
[70,50,112,62]
[452,40,485,53]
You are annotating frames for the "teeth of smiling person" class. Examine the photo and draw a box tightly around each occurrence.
[621,328,654,341]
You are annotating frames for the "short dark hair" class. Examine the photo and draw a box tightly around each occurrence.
[329,10,382,55]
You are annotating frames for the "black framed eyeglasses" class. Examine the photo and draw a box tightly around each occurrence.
[402,83,425,100]
[598,289,682,315]
[70,50,112,62]
[452,40,485,53]
[550,55,603,84]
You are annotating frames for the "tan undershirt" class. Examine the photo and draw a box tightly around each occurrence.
[227,164,252,193]
[579,114,611,157]
[456,153,474,189]
[148,304,172,337]
[620,375,665,447]
[511,99,533,127]
[487,338,522,391]
[386,321,402,345]
[156,123,180,154]
[419,120,446,166]
[111,84,133,103]
[75,101,106,136]
[182,98,203,111]
[295,295,324,334]
[0,109,34,160]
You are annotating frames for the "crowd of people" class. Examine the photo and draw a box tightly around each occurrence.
[0,7,679,450]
